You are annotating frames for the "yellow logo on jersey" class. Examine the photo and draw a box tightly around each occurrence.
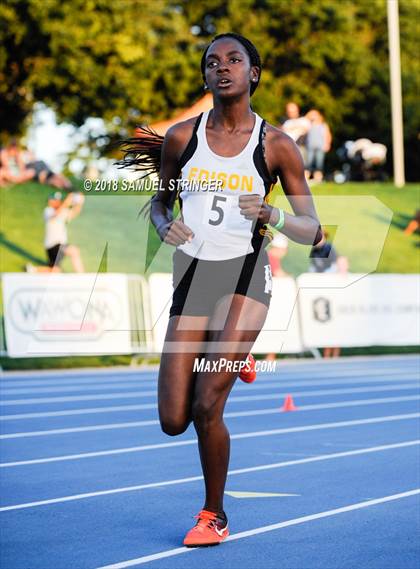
[188,167,253,192]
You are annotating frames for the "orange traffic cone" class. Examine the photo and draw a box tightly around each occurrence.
[282,394,297,412]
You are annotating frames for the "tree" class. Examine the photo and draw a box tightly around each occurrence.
[0,0,200,136]
[180,0,419,178]
[1,0,418,178]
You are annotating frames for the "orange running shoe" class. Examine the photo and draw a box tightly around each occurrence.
[239,353,257,383]
[183,509,229,547]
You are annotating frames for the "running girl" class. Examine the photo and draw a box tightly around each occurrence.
[120,32,322,547]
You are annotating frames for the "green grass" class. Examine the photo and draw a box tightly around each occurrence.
[1,181,418,276]
[0,180,419,369]
[309,182,420,274]
[272,182,420,276]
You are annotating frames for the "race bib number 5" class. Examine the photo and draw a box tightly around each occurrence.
[208,195,227,227]
[204,193,251,233]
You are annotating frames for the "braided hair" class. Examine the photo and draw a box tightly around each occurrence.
[201,33,262,96]
[116,125,164,178]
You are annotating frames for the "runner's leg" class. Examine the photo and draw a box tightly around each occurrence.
[192,293,268,515]
[158,315,209,436]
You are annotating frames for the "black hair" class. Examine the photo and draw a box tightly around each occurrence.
[200,33,262,96]
[116,125,164,177]
[115,125,165,218]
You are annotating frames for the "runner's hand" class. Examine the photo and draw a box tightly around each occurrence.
[160,220,194,245]
[239,195,273,224]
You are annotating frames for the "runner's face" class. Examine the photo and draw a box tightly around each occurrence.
[204,38,258,98]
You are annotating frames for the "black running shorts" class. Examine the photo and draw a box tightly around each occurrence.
[169,248,272,318]
[46,244,67,267]
[27,160,53,182]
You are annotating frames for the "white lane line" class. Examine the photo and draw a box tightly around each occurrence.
[1,413,419,468]
[227,395,420,418]
[0,404,156,421]
[234,368,420,384]
[0,419,160,439]
[1,440,418,512]
[1,381,418,408]
[0,368,157,380]
[98,488,420,569]
[2,382,418,421]
[0,382,158,395]
[0,376,157,389]
[0,390,157,406]
[1,364,418,389]
[1,373,418,396]
[225,383,420,403]
[1,394,419,440]
[0,355,417,384]
[96,489,420,569]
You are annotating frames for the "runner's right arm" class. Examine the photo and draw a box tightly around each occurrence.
[151,121,196,246]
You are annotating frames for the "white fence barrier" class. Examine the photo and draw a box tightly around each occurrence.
[147,274,303,354]
[2,272,419,357]
[244,276,302,354]
[297,273,420,348]
[2,273,133,357]
[148,273,173,353]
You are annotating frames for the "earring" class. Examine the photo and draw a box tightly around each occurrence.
[203,83,209,91]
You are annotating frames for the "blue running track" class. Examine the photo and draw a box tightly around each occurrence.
[1,355,419,569]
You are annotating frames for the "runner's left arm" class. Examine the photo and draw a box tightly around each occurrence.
[239,128,322,245]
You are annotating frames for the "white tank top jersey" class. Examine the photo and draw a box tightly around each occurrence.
[44,207,69,249]
[178,110,276,261]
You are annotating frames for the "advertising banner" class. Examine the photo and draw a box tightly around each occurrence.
[148,274,302,354]
[3,273,132,357]
[297,273,420,347]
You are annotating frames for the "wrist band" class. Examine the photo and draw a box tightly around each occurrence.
[272,208,285,231]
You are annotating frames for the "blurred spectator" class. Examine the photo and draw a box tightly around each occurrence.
[335,138,387,182]
[0,162,8,186]
[26,191,85,273]
[280,102,310,161]
[308,230,338,273]
[404,210,420,236]
[0,139,32,185]
[268,233,289,277]
[304,110,332,182]
[0,139,72,190]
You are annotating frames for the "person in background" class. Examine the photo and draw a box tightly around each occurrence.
[309,230,348,358]
[404,210,420,236]
[26,191,85,273]
[280,102,310,162]
[0,139,28,181]
[304,110,332,182]
[0,158,9,186]
[308,229,337,273]
[0,139,72,190]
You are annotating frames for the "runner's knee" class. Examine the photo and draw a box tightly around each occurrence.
[192,395,221,430]
[159,414,190,436]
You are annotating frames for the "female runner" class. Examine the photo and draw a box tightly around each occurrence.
[121,32,322,547]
